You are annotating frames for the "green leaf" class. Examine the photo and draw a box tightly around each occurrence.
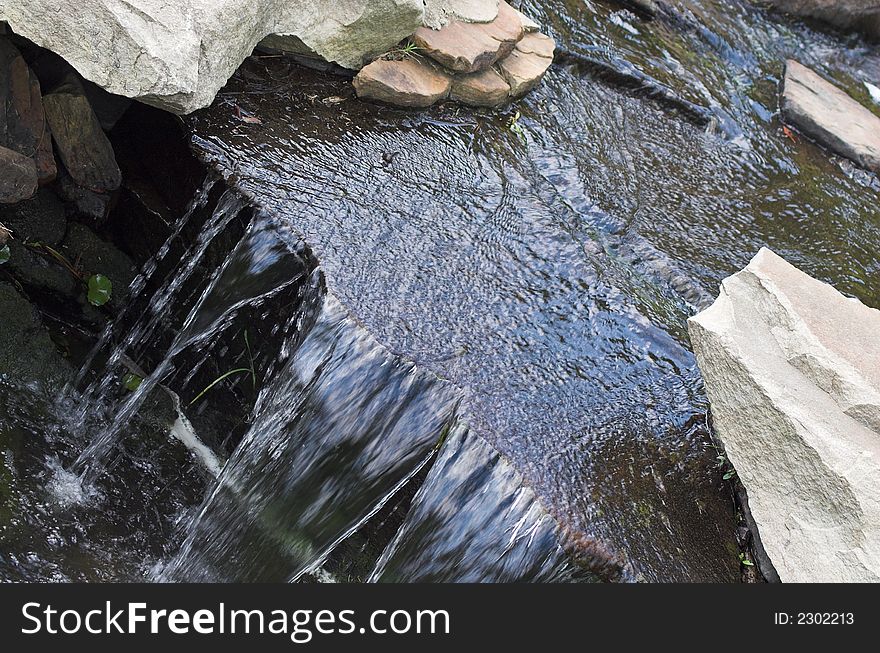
[87,274,112,306]
[742,558,754,566]
[123,373,143,392]
[723,470,736,480]
[0,244,10,265]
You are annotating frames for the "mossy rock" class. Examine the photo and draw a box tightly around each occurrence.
[0,188,67,246]
[0,281,71,388]
[60,222,136,311]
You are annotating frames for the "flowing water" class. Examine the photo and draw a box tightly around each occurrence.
[2,0,879,582]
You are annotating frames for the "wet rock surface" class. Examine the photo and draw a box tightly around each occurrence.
[3,0,880,584]
[781,59,880,173]
[60,221,136,311]
[188,59,747,582]
[0,281,71,386]
[689,249,880,582]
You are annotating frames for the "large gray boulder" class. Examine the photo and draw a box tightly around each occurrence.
[761,1,880,40]
[688,248,880,582]
[0,1,498,114]
[781,60,880,173]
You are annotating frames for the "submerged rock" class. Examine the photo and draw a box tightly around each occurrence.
[762,1,880,40]
[0,0,498,114]
[413,0,523,73]
[353,58,452,108]
[688,248,880,582]
[42,79,121,193]
[781,60,880,173]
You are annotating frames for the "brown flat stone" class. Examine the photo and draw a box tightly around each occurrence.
[43,81,121,192]
[450,67,511,107]
[0,145,38,204]
[513,31,555,59]
[413,1,524,73]
[354,58,452,108]
[498,32,555,97]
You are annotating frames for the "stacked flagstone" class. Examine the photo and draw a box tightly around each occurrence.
[353,2,555,109]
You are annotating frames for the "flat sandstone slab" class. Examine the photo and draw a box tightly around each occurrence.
[450,67,511,107]
[353,58,452,108]
[498,32,555,97]
[688,248,880,582]
[413,0,523,73]
[782,59,880,172]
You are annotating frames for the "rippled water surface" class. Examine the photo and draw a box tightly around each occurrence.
[2,0,879,582]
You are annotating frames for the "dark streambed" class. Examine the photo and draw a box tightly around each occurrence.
[2,0,880,582]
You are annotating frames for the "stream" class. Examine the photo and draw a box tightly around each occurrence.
[2,0,879,582]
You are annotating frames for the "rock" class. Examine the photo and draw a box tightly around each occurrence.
[0,186,66,245]
[82,79,132,133]
[27,74,55,184]
[0,38,55,185]
[2,239,79,300]
[0,282,70,387]
[56,171,114,224]
[42,80,121,193]
[762,1,880,40]
[353,58,452,108]
[781,59,880,173]
[621,0,660,18]
[61,222,136,310]
[0,0,499,114]
[450,67,511,106]
[413,1,523,73]
[0,145,36,203]
[688,248,880,583]
[497,32,555,97]
[515,8,541,33]
[423,0,500,28]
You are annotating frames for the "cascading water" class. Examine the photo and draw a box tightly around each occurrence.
[67,184,247,484]
[161,287,461,582]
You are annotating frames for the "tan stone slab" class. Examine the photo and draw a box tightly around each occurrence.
[413,0,523,73]
[782,59,880,172]
[354,58,452,108]
[688,248,880,582]
[450,67,511,107]
[497,32,555,97]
